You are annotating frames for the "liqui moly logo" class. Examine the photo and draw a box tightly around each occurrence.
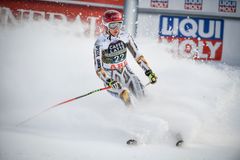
[184,0,203,10]
[159,16,224,61]
[151,0,168,8]
[219,0,237,13]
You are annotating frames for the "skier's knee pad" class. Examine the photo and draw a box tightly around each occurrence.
[120,89,132,106]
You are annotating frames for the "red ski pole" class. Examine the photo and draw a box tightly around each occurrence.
[16,86,111,127]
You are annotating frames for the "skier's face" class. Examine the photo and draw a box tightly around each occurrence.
[108,22,122,36]
[109,27,120,36]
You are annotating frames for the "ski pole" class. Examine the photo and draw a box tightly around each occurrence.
[144,82,151,88]
[16,86,111,127]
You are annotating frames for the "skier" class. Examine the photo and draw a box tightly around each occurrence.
[93,10,157,106]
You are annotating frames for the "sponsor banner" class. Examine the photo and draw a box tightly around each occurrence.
[184,0,203,11]
[159,15,224,61]
[219,0,237,13]
[0,0,123,36]
[150,0,169,8]
[75,0,124,6]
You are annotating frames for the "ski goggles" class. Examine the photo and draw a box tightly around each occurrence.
[108,22,123,29]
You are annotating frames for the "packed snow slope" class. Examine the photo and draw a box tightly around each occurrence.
[0,21,240,160]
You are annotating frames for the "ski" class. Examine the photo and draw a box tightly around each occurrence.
[126,132,184,147]
[126,139,137,145]
[175,133,184,147]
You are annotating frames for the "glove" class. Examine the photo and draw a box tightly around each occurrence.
[145,70,157,84]
[105,78,122,89]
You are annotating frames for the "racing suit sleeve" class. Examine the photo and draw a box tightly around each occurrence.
[93,40,110,83]
[126,34,151,72]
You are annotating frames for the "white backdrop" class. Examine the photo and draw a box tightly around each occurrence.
[139,0,240,16]
[137,0,240,66]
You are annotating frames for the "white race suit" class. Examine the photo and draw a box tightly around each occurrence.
[93,30,151,103]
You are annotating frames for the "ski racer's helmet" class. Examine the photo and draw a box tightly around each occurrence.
[102,10,123,30]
